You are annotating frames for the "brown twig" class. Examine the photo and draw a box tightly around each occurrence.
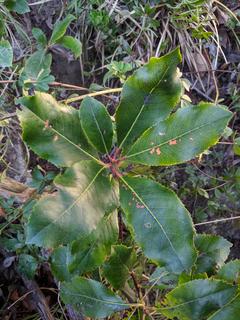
[0,79,89,91]
[0,80,15,84]
[195,214,240,226]
[50,81,88,91]
[7,281,56,320]
[61,88,122,104]
[21,278,55,320]
[130,271,142,300]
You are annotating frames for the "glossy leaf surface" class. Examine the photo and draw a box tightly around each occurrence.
[50,14,75,44]
[18,50,54,91]
[4,0,29,14]
[51,246,73,282]
[126,104,232,166]
[162,279,237,320]
[18,254,38,279]
[69,211,119,274]
[32,28,47,48]
[103,245,137,289]
[80,97,113,153]
[0,40,13,67]
[18,92,96,167]
[61,277,129,318]
[194,234,232,274]
[26,161,118,248]
[217,260,240,284]
[56,36,82,58]
[116,48,182,152]
[120,176,197,274]
[208,295,240,320]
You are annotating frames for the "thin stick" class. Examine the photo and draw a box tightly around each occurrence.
[205,181,229,191]
[7,287,57,310]
[28,0,55,6]
[195,215,240,226]
[0,80,15,84]
[0,79,88,91]
[191,86,214,102]
[50,81,88,91]
[57,282,68,320]
[130,271,142,300]
[192,163,226,182]
[218,141,234,145]
[214,0,240,23]
[0,113,16,120]
[61,88,122,104]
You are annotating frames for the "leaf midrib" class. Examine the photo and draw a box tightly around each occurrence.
[89,103,109,154]
[120,176,186,271]
[161,284,237,311]
[126,113,229,159]
[207,293,240,319]
[28,166,105,243]
[24,106,102,165]
[119,66,169,149]
[76,237,102,272]
[63,289,130,307]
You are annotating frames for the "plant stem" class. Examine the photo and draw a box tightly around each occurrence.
[130,271,142,300]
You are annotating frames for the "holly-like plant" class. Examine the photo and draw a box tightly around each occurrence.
[18,49,240,319]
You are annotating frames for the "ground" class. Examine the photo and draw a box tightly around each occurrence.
[0,0,239,319]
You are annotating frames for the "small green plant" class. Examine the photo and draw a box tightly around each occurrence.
[0,0,30,68]
[103,60,135,85]
[17,48,240,319]
[19,14,82,92]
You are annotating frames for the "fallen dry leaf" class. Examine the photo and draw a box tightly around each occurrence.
[0,177,36,203]
[0,206,6,217]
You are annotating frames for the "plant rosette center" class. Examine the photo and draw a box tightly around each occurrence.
[102,147,126,178]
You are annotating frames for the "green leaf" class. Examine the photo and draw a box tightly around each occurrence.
[0,40,13,68]
[18,92,96,167]
[80,97,113,153]
[19,50,54,91]
[103,245,137,289]
[178,272,208,285]
[149,267,178,289]
[161,279,238,320]
[222,126,233,139]
[26,160,118,248]
[49,14,75,45]
[0,236,23,251]
[18,254,38,279]
[120,176,197,274]
[51,246,73,282]
[0,17,5,38]
[56,36,82,58]
[69,211,119,274]
[194,234,232,274]
[32,28,47,48]
[61,277,129,318]
[233,137,240,156]
[217,260,240,284]
[126,103,232,166]
[4,0,30,14]
[208,295,240,320]
[116,48,182,152]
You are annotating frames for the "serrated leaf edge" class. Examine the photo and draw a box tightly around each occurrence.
[120,175,197,272]
[26,164,105,245]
